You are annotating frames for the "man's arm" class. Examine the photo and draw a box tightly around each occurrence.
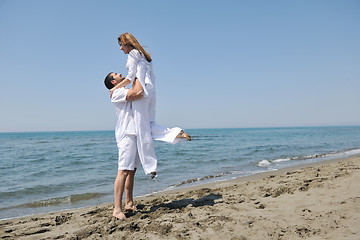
[126,79,143,101]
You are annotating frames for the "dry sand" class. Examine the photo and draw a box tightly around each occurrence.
[1,155,359,240]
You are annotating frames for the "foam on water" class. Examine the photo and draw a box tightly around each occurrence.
[257,147,360,168]
[0,193,107,211]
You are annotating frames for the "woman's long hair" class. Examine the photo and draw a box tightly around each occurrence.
[118,33,152,62]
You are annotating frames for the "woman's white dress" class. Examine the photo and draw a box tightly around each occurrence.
[125,49,182,174]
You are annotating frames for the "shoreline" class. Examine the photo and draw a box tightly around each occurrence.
[1,154,354,221]
[136,153,360,201]
[1,154,359,239]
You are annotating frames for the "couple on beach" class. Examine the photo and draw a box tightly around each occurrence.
[104,33,191,219]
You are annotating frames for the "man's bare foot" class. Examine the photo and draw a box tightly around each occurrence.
[151,172,157,179]
[124,204,138,211]
[112,209,126,220]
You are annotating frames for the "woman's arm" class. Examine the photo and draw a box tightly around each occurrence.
[110,50,140,97]
[110,79,131,97]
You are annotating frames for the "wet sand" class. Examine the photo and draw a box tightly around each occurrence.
[1,155,359,239]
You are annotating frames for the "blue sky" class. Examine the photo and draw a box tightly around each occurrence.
[0,0,359,132]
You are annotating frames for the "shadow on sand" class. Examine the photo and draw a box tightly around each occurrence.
[126,193,222,217]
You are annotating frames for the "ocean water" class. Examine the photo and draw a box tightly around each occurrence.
[1,126,360,220]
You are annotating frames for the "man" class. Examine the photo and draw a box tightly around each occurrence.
[104,72,143,219]
[104,72,191,219]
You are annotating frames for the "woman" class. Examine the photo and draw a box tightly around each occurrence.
[111,33,190,178]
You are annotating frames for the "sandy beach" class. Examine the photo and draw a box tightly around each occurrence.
[1,155,359,240]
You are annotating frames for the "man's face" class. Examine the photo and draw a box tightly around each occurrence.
[111,73,124,85]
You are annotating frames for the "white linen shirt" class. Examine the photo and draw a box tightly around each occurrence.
[126,49,154,97]
[111,88,136,143]
[125,49,140,83]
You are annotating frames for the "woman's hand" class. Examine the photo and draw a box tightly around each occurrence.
[110,87,115,98]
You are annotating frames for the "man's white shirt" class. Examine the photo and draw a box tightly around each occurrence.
[111,88,136,143]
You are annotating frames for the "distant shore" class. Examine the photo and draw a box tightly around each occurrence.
[1,155,359,239]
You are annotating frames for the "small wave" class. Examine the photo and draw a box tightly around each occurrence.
[29,157,47,163]
[257,148,360,168]
[1,184,102,201]
[257,160,271,167]
[273,157,292,163]
[342,148,360,155]
[0,193,107,210]
[168,172,232,188]
[79,143,97,147]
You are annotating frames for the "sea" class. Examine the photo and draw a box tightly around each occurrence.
[1,126,360,220]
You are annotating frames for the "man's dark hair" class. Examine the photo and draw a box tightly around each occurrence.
[104,72,115,89]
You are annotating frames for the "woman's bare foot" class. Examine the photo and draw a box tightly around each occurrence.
[151,172,157,179]
[112,209,126,220]
[177,130,191,141]
[181,132,191,141]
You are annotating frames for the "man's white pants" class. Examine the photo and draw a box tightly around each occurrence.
[117,135,140,171]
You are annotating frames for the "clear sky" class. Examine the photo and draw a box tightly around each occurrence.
[0,0,359,132]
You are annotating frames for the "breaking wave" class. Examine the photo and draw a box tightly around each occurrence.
[167,172,233,189]
[0,192,107,211]
[258,148,360,167]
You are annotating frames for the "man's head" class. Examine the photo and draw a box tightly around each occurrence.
[104,72,124,89]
